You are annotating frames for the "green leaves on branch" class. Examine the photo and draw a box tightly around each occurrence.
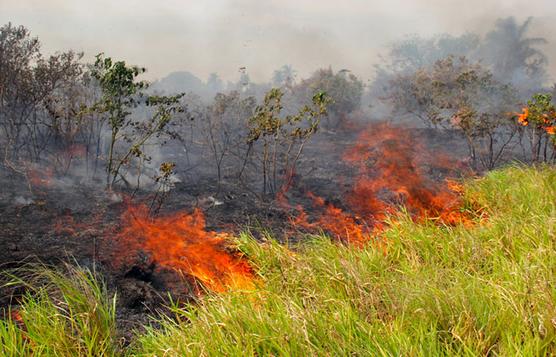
[524,93,555,128]
[244,87,330,196]
[90,53,184,188]
[247,88,330,144]
[386,55,521,169]
[91,53,148,130]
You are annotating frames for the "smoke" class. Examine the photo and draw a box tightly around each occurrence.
[1,0,555,83]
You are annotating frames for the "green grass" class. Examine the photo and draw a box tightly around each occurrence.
[1,264,117,356]
[2,165,556,356]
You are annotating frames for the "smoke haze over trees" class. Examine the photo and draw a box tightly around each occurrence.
[1,12,556,194]
[2,0,555,83]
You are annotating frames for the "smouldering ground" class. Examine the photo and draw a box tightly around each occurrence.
[1,165,556,356]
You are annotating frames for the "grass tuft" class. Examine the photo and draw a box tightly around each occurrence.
[2,264,118,356]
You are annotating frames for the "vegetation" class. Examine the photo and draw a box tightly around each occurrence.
[2,18,554,196]
[481,16,548,88]
[372,16,548,94]
[0,23,84,169]
[295,68,363,128]
[0,24,186,193]
[2,165,555,356]
[272,65,297,88]
[1,264,116,356]
[386,56,519,169]
[0,23,332,199]
[198,91,256,188]
[90,54,185,189]
[516,93,556,163]
[244,88,330,196]
[368,16,552,171]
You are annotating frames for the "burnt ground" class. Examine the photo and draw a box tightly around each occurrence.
[0,172,296,336]
[0,126,472,339]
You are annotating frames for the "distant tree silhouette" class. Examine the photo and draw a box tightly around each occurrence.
[272,65,297,88]
[207,73,223,93]
[295,68,363,128]
[481,17,547,88]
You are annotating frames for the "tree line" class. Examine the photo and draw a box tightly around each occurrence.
[1,18,555,206]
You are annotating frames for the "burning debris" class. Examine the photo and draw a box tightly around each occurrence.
[113,203,255,294]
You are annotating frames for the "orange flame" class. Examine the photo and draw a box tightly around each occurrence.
[344,123,467,224]
[284,123,472,245]
[290,192,380,247]
[115,204,255,293]
[517,107,529,126]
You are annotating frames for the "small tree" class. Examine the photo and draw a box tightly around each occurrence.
[0,23,84,164]
[91,54,184,189]
[294,68,362,128]
[203,91,255,189]
[515,93,556,163]
[244,88,329,197]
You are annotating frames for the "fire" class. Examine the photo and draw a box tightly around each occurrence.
[516,106,556,136]
[289,192,381,247]
[53,209,104,236]
[9,309,28,338]
[115,204,255,293]
[517,107,529,126]
[54,213,78,235]
[344,123,467,224]
[285,123,472,245]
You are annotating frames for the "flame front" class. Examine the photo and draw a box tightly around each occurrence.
[117,204,255,293]
[286,123,472,245]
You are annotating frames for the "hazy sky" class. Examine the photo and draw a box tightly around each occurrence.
[1,0,556,83]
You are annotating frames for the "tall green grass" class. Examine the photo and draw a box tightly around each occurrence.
[1,165,555,356]
[1,265,118,356]
[135,165,556,356]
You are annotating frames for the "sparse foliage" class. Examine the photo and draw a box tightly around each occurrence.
[0,23,89,185]
[386,56,519,169]
[204,91,255,188]
[295,68,362,128]
[245,88,330,196]
[515,92,556,162]
[149,161,177,214]
[91,53,184,189]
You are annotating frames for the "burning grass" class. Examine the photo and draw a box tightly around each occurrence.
[283,123,474,246]
[135,165,556,356]
[113,203,255,293]
[2,165,556,356]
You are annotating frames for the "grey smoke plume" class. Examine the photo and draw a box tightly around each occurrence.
[1,0,555,83]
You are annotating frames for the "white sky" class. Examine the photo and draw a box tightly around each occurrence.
[1,0,556,83]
